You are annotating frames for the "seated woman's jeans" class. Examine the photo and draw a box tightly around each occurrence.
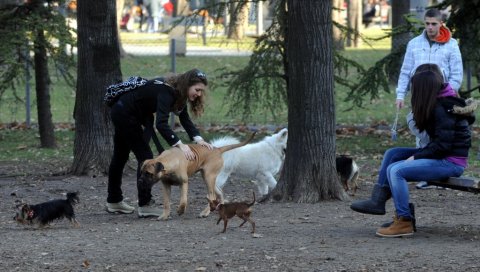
[376,147,418,187]
[380,148,465,218]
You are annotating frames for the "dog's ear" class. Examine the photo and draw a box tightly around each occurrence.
[21,204,30,211]
[277,128,288,143]
[141,159,153,171]
[154,162,165,174]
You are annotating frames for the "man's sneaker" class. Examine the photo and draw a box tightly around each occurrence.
[415,181,439,190]
[106,201,135,214]
[137,205,162,218]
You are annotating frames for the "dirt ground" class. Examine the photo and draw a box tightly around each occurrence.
[1,159,479,272]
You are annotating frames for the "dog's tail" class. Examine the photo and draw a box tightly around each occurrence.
[248,191,256,207]
[66,192,80,205]
[217,132,256,154]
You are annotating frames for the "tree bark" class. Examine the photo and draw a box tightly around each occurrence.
[71,0,122,175]
[271,0,347,203]
[332,0,345,50]
[391,0,410,49]
[116,0,128,57]
[33,28,57,148]
[389,0,411,83]
[346,0,361,47]
[227,1,250,40]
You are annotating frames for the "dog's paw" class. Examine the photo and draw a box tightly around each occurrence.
[199,207,211,218]
[176,205,186,215]
[157,214,170,221]
[198,212,210,218]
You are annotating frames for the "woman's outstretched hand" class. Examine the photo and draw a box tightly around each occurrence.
[196,139,214,150]
[177,143,196,160]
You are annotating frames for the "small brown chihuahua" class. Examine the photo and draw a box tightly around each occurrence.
[208,192,256,234]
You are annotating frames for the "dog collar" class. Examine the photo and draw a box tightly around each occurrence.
[215,203,222,211]
[27,210,34,219]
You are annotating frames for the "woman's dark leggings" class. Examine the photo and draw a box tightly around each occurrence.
[107,103,159,206]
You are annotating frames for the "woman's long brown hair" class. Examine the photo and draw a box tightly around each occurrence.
[410,64,444,132]
[165,69,208,117]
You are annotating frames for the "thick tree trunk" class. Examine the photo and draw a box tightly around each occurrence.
[116,0,128,57]
[389,0,411,83]
[271,0,346,203]
[71,0,122,175]
[391,0,410,50]
[33,29,56,148]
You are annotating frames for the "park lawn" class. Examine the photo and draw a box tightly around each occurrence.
[1,26,479,166]
[0,49,398,125]
[120,31,257,51]
[1,47,477,128]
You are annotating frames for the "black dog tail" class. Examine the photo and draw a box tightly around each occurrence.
[66,192,80,205]
[248,191,256,207]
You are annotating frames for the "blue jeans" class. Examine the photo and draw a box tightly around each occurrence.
[376,147,418,187]
[384,148,464,218]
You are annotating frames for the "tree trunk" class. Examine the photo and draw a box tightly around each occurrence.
[389,0,411,83]
[346,0,361,47]
[271,0,347,203]
[391,0,411,49]
[33,28,56,148]
[116,0,128,57]
[71,0,122,175]
[332,0,344,50]
[227,1,249,40]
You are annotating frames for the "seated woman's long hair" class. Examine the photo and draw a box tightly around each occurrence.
[410,64,445,132]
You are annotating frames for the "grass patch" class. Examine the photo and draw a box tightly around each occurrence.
[2,49,477,126]
[1,27,479,170]
[0,50,399,125]
[120,32,256,51]
[0,129,74,162]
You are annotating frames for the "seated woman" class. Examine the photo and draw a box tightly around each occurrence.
[350,63,475,237]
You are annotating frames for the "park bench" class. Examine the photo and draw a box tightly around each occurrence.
[425,176,480,194]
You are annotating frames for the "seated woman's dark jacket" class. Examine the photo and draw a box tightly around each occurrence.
[414,96,475,160]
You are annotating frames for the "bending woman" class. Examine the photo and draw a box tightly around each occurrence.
[106,69,214,217]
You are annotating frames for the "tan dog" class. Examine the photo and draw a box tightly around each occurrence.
[140,132,256,220]
[208,192,256,233]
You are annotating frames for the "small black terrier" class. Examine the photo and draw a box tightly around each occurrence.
[14,192,80,228]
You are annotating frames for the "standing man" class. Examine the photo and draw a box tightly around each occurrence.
[395,8,463,189]
[396,8,463,109]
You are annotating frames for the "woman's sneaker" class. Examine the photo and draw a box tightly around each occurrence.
[137,205,162,218]
[106,201,135,214]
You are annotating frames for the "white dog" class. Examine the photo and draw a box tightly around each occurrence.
[211,128,288,201]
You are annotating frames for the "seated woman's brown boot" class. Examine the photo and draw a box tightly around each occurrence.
[375,215,414,238]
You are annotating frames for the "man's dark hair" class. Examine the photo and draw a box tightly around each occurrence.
[424,8,443,21]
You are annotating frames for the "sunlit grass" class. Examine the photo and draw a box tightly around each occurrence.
[1,27,478,127]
